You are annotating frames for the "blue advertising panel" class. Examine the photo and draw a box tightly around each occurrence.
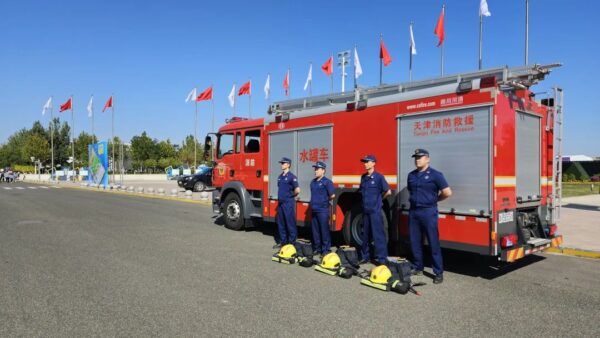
[88,141,109,186]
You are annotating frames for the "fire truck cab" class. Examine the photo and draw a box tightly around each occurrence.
[207,63,564,262]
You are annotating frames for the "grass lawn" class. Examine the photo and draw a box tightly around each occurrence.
[562,182,600,198]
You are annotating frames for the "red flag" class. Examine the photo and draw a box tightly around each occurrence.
[59,98,72,112]
[102,96,113,112]
[238,81,251,96]
[283,70,290,96]
[379,40,392,66]
[434,7,445,47]
[321,57,333,76]
[196,86,213,101]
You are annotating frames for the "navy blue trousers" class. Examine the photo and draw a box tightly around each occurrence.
[276,202,297,245]
[360,212,387,264]
[409,207,443,276]
[311,212,331,254]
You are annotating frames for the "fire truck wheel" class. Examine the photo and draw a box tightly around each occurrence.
[223,193,244,231]
[342,206,388,247]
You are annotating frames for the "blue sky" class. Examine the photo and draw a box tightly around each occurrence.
[1,0,598,155]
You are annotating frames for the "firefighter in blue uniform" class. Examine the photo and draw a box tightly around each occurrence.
[407,149,452,284]
[275,157,300,249]
[358,155,391,265]
[309,161,335,256]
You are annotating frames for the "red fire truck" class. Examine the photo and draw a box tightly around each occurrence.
[205,64,564,262]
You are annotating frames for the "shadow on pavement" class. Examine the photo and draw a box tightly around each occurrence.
[562,203,600,212]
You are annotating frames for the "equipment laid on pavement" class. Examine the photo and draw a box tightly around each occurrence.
[360,257,422,295]
[314,246,361,278]
[294,240,315,267]
[337,246,360,279]
[272,244,298,264]
[314,252,341,275]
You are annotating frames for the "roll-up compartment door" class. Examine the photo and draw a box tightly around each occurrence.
[398,106,492,215]
[516,112,541,201]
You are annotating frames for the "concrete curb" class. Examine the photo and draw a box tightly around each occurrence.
[545,247,600,259]
[24,181,212,206]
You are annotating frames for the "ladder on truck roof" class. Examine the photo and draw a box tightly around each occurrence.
[269,63,562,114]
[550,87,564,225]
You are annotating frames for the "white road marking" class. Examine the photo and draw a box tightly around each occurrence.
[3,187,12,190]
[40,186,49,189]
[15,187,25,190]
[28,187,37,189]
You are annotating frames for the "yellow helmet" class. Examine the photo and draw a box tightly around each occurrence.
[278,244,297,259]
[370,265,392,285]
[320,252,341,270]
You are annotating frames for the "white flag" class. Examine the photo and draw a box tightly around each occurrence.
[42,97,52,115]
[228,84,236,108]
[303,64,312,91]
[87,96,94,117]
[480,0,491,16]
[410,24,417,55]
[185,88,197,103]
[264,74,270,100]
[354,47,363,80]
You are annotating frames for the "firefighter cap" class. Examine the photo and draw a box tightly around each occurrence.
[360,154,377,163]
[312,161,327,169]
[278,157,292,164]
[411,148,430,158]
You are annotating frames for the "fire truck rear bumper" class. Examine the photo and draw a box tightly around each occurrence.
[501,235,563,262]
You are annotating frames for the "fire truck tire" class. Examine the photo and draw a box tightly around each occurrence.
[223,193,244,231]
[342,206,388,247]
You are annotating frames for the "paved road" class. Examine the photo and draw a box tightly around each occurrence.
[1,183,599,336]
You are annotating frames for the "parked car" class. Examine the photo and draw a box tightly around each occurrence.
[177,167,212,192]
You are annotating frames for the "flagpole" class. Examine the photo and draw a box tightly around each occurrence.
[479,10,483,69]
[309,63,313,97]
[409,23,413,81]
[211,84,215,132]
[111,94,115,184]
[440,5,445,76]
[50,96,55,181]
[353,47,357,89]
[329,58,333,93]
[71,95,75,182]
[194,99,198,167]
[233,82,236,116]
[266,74,270,107]
[525,0,529,65]
[379,34,383,85]
[91,95,95,141]
[249,78,252,118]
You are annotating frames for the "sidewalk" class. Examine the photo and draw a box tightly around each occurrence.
[560,194,600,252]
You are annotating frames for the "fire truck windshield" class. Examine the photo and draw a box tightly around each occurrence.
[217,133,234,158]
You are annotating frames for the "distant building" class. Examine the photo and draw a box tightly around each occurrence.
[562,155,594,162]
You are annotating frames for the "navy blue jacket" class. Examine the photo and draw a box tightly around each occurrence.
[407,167,449,209]
[359,171,390,214]
[310,176,335,213]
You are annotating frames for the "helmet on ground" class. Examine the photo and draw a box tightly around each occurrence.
[320,252,341,270]
[278,244,297,259]
[370,265,392,285]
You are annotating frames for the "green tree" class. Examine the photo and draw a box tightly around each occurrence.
[178,135,203,166]
[157,140,177,160]
[74,132,97,167]
[22,133,50,164]
[131,131,158,172]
